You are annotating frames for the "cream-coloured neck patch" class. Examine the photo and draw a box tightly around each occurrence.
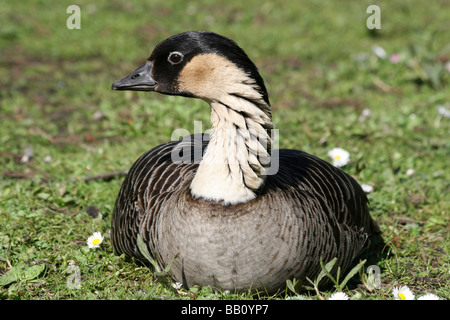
[177,53,259,102]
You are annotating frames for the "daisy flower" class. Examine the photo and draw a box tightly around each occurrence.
[361,184,374,193]
[172,282,183,290]
[393,285,415,300]
[328,292,349,300]
[372,45,387,59]
[418,293,440,300]
[389,53,401,64]
[437,104,450,118]
[358,108,371,122]
[87,231,104,249]
[328,148,350,167]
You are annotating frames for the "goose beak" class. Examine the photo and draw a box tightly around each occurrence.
[112,61,157,91]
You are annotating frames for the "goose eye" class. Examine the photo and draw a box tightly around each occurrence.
[168,52,184,65]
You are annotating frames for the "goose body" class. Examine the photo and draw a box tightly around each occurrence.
[111,31,376,293]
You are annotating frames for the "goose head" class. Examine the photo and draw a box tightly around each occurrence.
[113,32,275,204]
[112,31,270,106]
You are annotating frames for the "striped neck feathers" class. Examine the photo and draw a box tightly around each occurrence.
[175,52,273,204]
[188,79,273,204]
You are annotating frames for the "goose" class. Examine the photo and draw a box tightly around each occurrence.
[110,31,378,293]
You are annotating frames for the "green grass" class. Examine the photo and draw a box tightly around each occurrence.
[0,0,449,300]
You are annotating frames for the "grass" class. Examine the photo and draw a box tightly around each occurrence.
[0,0,449,300]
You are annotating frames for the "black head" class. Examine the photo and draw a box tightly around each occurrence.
[112,31,270,105]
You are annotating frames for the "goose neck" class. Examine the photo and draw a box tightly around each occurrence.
[189,93,273,205]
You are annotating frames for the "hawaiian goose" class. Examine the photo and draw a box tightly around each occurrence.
[111,31,377,293]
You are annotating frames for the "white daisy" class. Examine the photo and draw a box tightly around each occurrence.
[393,285,415,300]
[328,148,350,167]
[87,231,104,249]
[358,108,371,122]
[172,282,183,290]
[361,184,374,193]
[328,292,349,300]
[437,104,450,118]
[372,45,387,59]
[418,293,440,300]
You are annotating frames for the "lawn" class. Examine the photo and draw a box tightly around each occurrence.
[0,0,449,300]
